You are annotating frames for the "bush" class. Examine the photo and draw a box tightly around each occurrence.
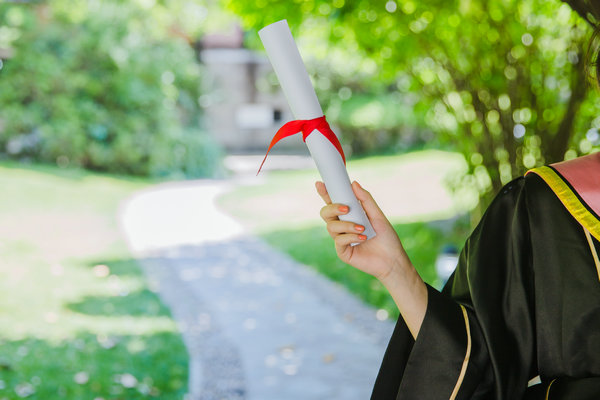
[0,1,221,178]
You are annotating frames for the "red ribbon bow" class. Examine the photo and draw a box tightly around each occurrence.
[257,115,345,175]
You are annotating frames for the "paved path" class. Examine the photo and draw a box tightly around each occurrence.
[119,180,394,400]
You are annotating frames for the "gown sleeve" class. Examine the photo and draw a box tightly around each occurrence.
[371,177,537,400]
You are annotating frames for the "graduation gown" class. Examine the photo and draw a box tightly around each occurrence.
[371,153,600,400]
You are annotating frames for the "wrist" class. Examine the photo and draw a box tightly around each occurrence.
[378,258,428,339]
[377,257,426,304]
[375,251,412,284]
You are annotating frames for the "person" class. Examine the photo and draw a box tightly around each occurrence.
[317,150,599,400]
[315,5,600,400]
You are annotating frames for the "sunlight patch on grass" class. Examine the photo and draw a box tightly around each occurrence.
[218,149,476,234]
[0,163,187,399]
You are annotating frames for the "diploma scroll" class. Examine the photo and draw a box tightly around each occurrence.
[259,20,376,240]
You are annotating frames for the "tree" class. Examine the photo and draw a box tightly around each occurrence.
[0,0,222,178]
[226,0,600,205]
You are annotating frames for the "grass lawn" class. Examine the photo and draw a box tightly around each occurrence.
[0,163,188,399]
[218,150,476,319]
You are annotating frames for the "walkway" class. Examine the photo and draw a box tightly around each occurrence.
[119,180,394,400]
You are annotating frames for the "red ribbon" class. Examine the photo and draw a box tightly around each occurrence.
[257,115,345,175]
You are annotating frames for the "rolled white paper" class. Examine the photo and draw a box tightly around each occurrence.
[259,20,376,240]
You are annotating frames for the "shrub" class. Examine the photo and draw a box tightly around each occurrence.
[0,1,221,178]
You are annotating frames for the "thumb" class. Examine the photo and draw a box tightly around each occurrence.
[352,181,385,221]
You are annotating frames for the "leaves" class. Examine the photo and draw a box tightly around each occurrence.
[226,0,600,202]
[0,0,221,178]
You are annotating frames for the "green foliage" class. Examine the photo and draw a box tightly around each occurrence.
[0,1,221,178]
[226,0,600,202]
[0,332,187,398]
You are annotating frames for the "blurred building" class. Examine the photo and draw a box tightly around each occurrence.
[199,25,303,154]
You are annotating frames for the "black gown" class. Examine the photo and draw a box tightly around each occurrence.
[371,167,600,399]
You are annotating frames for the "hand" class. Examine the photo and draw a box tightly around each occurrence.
[315,180,412,281]
[316,180,428,338]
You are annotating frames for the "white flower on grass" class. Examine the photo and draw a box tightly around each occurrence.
[15,382,35,397]
[96,334,117,349]
[137,382,151,395]
[120,373,138,388]
[74,371,89,385]
[93,264,110,278]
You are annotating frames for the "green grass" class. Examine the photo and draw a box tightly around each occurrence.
[0,162,188,399]
[218,150,475,318]
[262,221,469,319]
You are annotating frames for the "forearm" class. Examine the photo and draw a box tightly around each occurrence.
[378,259,428,340]
[315,179,429,338]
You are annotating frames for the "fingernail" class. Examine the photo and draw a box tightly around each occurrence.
[358,234,367,240]
[355,225,365,232]
[338,205,349,213]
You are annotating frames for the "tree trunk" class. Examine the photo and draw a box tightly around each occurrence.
[546,55,587,163]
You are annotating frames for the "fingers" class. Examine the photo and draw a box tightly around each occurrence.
[320,203,349,223]
[315,181,332,205]
[335,233,367,247]
[326,220,365,236]
[324,220,366,248]
[352,181,384,220]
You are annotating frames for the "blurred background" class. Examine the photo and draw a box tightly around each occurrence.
[0,0,598,398]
